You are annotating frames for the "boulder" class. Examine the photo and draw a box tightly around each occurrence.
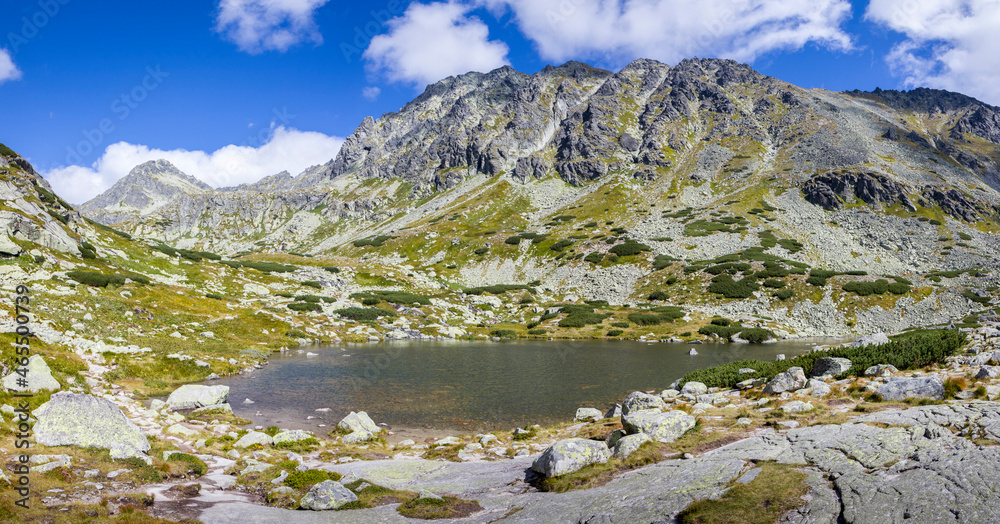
[865,364,899,377]
[604,404,622,418]
[621,392,666,415]
[764,367,807,394]
[165,385,229,411]
[612,433,652,459]
[851,333,890,347]
[680,382,708,396]
[234,431,273,448]
[34,392,150,459]
[341,430,375,444]
[272,430,314,445]
[811,357,853,377]
[781,401,814,413]
[621,409,696,442]
[531,438,611,478]
[574,407,603,422]
[2,355,60,393]
[0,233,22,256]
[975,366,1000,380]
[877,376,944,401]
[807,379,832,397]
[337,411,381,434]
[299,480,358,510]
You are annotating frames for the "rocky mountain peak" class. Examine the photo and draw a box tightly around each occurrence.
[80,159,213,222]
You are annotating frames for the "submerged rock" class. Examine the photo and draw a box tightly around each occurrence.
[34,392,150,459]
[531,438,611,478]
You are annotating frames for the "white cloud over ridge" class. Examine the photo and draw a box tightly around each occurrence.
[0,48,22,84]
[866,0,1000,105]
[364,2,510,87]
[483,0,854,65]
[215,0,330,54]
[44,126,344,204]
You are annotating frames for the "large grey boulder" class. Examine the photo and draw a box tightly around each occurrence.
[234,431,273,448]
[337,411,381,434]
[574,407,603,422]
[764,367,807,394]
[34,392,150,459]
[811,357,852,377]
[612,433,652,459]
[531,438,611,478]
[877,376,944,401]
[0,233,21,256]
[865,364,899,377]
[299,480,358,510]
[851,333,890,347]
[622,409,696,442]
[165,385,229,411]
[272,430,314,445]
[2,355,60,393]
[680,382,708,396]
[621,391,666,415]
[341,430,376,444]
[976,366,1000,380]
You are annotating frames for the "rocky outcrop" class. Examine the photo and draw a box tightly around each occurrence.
[802,171,916,211]
[34,392,150,459]
[922,186,986,221]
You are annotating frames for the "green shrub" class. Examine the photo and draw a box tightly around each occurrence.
[285,469,342,490]
[699,324,742,340]
[334,307,397,321]
[302,281,322,289]
[295,295,321,303]
[66,271,149,288]
[372,290,431,306]
[739,328,776,343]
[777,239,804,253]
[842,279,889,296]
[491,329,517,339]
[205,293,222,300]
[323,266,341,273]
[607,254,619,263]
[288,302,321,312]
[353,235,395,248]
[806,276,828,286]
[235,261,298,273]
[504,236,523,245]
[474,247,489,255]
[463,284,535,295]
[707,275,760,299]
[762,279,786,288]
[527,328,547,335]
[652,254,677,270]
[648,291,669,301]
[550,240,574,252]
[963,290,992,304]
[611,322,630,328]
[887,282,911,295]
[959,232,973,241]
[585,252,604,264]
[711,318,731,326]
[628,313,663,326]
[167,453,207,476]
[607,329,624,337]
[774,289,794,300]
[609,240,652,257]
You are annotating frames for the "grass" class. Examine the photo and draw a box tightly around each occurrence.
[674,462,808,524]
[396,495,484,519]
[285,469,342,490]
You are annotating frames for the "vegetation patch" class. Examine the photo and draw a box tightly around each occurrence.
[397,495,484,520]
[66,271,150,288]
[353,235,395,248]
[675,462,808,524]
[334,307,398,321]
[609,240,652,257]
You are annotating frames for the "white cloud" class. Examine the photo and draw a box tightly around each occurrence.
[215,0,330,54]
[483,0,854,65]
[0,48,22,84]
[362,86,382,100]
[44,126,344,204]
[364,2,510,87]
[866,0,1000,104]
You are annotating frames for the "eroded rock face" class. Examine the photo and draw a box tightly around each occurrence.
[35,392,150,459]
[802,171,915,211]
[621,409,696,442]
[877,376,945,401]
[531,438,611,478]
[922,186,984,221]
[166,385,229,411]
[299,480,357,510]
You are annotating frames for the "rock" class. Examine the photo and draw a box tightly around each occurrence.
[417,490,443,501]
[604,404,622,418]
[271,470,289,484]
[435,436,462,445]
[764,367,807,394]
[612,433,651,459]
[807,379,832,397]
[165,385,229,411]
[193,403,232,414]
[34,392,150,458]
[606,429,625,448]
[234,431,273,448]
[272,430,313,445]
[775,354,785,361]
[877,376,944,401]
[478,434,498,447]
[337,411,381,434]
[688,348,698,355]
[531,438,611,478]
[621,409,696,442]
[299,480,358,510]
[737,378,765,390]
[738,368,756,374]
[781,401,814,413]
[865,364,899,377]
[622,391,666,415]
[0,233,22,256]
[2,355,60,392]
[574,407,603,422]
[811,357,853,377]
[150,399,166,411]
[680,382,708,396]
[166,424,199,437]
[342,430,375,444]
[851,333,890,347]
[976,366,1000,379]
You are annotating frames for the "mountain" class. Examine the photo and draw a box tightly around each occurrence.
[75,57,1000,332]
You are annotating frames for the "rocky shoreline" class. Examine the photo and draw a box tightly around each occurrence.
[4,320,1000,522]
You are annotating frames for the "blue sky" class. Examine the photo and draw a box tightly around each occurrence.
[0,0,996,203]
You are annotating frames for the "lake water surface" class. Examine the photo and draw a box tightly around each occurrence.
[213,338,832,436]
